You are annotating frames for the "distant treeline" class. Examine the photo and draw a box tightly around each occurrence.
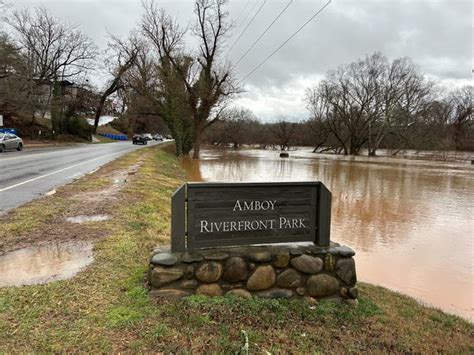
[205,53,473,154]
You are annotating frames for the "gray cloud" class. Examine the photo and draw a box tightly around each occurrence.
[7,0,472,121]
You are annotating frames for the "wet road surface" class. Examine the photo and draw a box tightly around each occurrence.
[0,140,162,214]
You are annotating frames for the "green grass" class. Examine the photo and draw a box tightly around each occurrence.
[0,197,67,243]
[92,135,118,144]
[0,144,472,352]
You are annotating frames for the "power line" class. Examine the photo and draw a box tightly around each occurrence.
[225,0,267,57]
[234,0,293,68]
[227,0,256,50]
[236,0,259,31]
[233,0,252,25]
[239,0,332,84]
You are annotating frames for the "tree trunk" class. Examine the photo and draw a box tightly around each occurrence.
[93,96,106,134]
[174,136,183,156]
[192,129,202,159]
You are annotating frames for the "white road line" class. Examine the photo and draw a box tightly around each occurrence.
[0,143,123,162]
[0,151,125,193]
[0,146,92,162]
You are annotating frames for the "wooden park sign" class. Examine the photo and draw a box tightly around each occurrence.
[171,182,332,252]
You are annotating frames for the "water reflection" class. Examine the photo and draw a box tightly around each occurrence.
[66,215,111,224]
[183,148,474,320]
[0,240,93,287]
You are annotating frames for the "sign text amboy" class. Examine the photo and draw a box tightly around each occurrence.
[171,182,331,252]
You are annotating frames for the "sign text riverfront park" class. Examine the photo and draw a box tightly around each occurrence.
[171,182,332,252]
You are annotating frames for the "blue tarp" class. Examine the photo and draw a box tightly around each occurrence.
[99,133,128,141]
[0,128,17,135]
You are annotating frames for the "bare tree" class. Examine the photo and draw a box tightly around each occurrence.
[8,7,96,81]
[120,41,194,152]
[368,57,433,155]
[304,88,331,152]
[223,107,256,148]
[447,85,472,150]
[93,36,139,133]
[141,0,239,158]
[0,32,30,119]
[305,52,433,155]
[7,7,96,125]
[270,119,297,151]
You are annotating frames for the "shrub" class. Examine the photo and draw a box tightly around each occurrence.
[66,116,93,141]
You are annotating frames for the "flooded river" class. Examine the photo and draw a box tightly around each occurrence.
[182,147,474,321]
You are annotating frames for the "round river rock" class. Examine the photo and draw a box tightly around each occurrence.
[247,250,272,263]
[195,262,223,283]
[150,267,184,288]
[291,255,323,274]
[336,258,357,285]
[227,289,252,299]
[276,269,302,288]
[151,252,178,266]
[150,289,190,299]
[181,279,199,289]
[223,257,248,283]
[307,274,339,297]
[348,287,359,299]
[256,288,293,299]
[204,252,229,261]
[196,283,223,296]
[329,246,356,257]
[181,252,203,263]
[247,265,276,291]
[273,251,290,268]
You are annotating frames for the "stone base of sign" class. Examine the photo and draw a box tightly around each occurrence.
[148,242,358,302]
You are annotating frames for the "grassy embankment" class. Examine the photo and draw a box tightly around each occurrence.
[0,144,472,352]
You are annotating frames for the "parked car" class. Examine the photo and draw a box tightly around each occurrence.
[153,134,163,141]
[142,133,153,141]
[0,133,23,152]
[132,134,147,145]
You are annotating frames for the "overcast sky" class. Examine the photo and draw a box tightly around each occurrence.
[5,0,473,121]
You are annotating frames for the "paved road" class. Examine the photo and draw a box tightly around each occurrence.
[0,141,163,214]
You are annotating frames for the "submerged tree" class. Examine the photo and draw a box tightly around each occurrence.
[222,107,257,149]
[141,0,238,158]
[305,53,433,155]
[269,119,297,151]
[447,85,473,150]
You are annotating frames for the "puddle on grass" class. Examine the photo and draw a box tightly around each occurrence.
[0,240,94,287]
[66,214,111,224]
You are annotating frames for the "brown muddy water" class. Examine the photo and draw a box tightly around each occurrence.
[182,147,474,321]
[0,240,93,287]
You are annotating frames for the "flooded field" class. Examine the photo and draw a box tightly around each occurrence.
[182,147,474,320]
[0,240,93,287]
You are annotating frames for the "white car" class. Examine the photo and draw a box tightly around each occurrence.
[0,133,23,152]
